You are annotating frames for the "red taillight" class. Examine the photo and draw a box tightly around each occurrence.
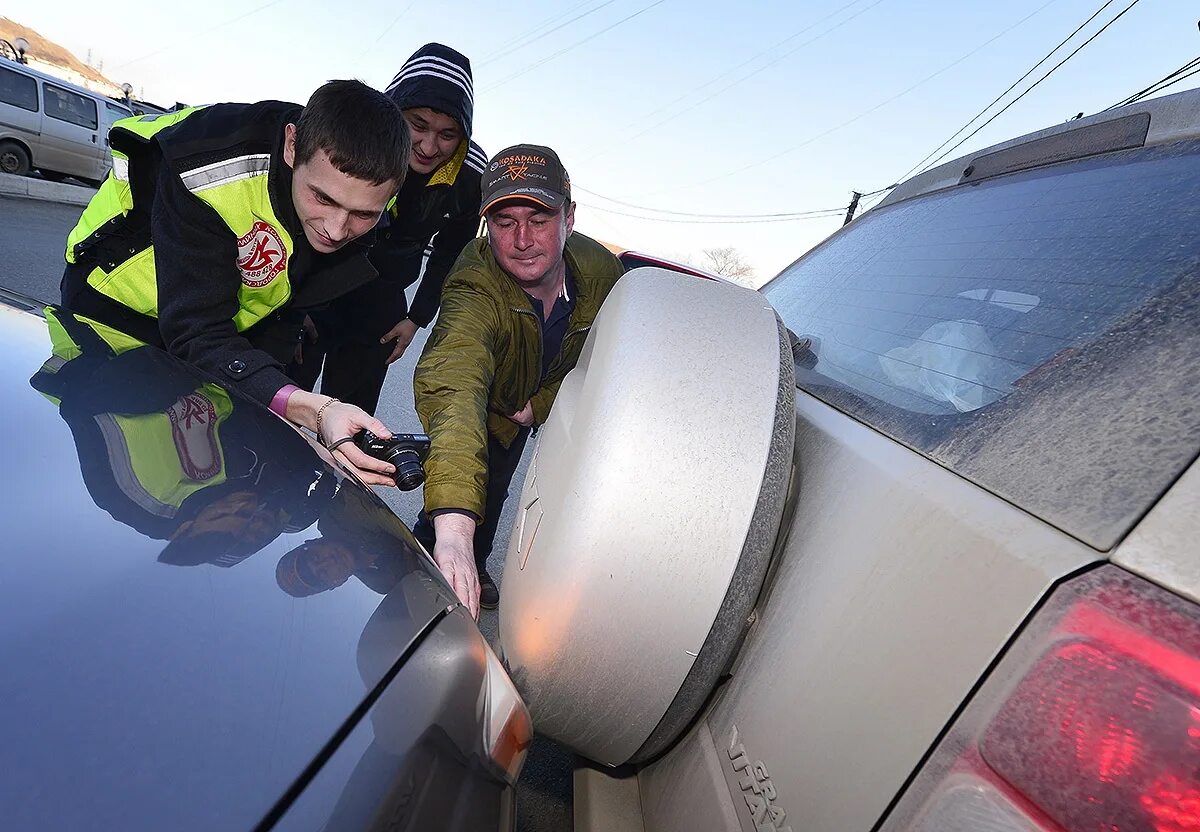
[883,566,1200,832]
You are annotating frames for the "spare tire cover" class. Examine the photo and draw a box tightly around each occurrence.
[499,268,795,766]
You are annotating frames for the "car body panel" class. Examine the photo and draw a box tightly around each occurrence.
[271,608,512,832]
[636,393,1100,831]
[0,303,476,831]
[570,90,1200,832]
[636,715,741,832]
[1112,456,1200,605]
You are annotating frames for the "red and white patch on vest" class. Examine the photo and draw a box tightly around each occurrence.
[166,392,222,481]
[236,220,287,287]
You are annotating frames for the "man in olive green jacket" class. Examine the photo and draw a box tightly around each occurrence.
[413,144,623,616]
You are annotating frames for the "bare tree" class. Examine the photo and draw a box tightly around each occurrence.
[699,247,755,285]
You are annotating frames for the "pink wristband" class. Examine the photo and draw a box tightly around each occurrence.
[269,384,300,418]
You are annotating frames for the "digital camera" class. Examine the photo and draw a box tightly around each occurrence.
[353,431,431,491]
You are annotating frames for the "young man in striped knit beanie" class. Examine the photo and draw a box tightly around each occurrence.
[291,43,486,414]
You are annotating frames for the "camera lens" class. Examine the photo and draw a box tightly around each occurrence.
[384,447,425,491]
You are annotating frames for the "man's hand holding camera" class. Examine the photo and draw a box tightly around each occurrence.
[286,390,398,486]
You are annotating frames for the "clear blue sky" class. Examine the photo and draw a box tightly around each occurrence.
[9,0,1199,281]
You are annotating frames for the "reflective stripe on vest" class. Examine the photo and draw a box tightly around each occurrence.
[180,155,294,331]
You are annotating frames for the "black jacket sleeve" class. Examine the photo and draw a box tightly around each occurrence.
[151,161,293,407]
[405,205,480,328]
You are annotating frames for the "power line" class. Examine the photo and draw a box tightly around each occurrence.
[905,0,1145,179]
[572,185,849,218]
[892,0,1117,183]
[633,0,872,124]
[479,1,619,67]
[639,0,887,129]
[586,0,887,162]
[482,0,670,91]
[364,0,419,55]
[855,189,891,214]
[902,0,1132,182]
[1134,63,1200,100]
[1106,55,1200,110]
[112,0,288,70]
[636,0,1061,199]
[579,202,846,224]
[478,1,596,61]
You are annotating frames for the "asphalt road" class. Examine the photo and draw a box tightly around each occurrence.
[0,193,572,832]
[0,196,81,302]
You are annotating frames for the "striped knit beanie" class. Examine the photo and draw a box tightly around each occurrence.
[385,43,474,139]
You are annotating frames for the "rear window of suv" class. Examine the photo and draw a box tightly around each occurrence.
[763,139,1200,550]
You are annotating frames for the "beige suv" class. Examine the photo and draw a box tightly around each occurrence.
[498,86,1200,832]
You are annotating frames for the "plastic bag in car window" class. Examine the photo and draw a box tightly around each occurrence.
[879,320,1020,413]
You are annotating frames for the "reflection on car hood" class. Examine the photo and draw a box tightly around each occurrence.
[0,304,457,831]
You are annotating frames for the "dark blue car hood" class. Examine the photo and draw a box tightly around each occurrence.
[0,302,457,831]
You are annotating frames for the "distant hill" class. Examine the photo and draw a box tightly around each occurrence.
[0,17,123,97]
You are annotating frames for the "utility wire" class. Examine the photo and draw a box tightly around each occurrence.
[639,0,887,129]
[894,0,1139,184]
[483,0,670,91]
[573,184,850,218]
[905,0,1144,179]
[578,202,846,224]
[1132,63,1200,100]
[365,0,419,54]
[893,0,1117,182]
[1106,55,1200,109]
[112,0,287,70]
[634,0,872,125]
[637,0,1060,199]
[586,0,886,161]
[480,1,619,67]
[478,0,596,61]
[855,190,891,214]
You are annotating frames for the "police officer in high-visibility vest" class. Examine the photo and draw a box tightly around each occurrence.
[31,308,336,566]
[60,80,410,487]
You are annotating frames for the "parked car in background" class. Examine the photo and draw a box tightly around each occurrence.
[0,291,530,831]
[609,247,722,280]
[497,86,1200,832]
[0,57,124,185]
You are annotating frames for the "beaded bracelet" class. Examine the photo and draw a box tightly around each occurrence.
[314,397,340,442]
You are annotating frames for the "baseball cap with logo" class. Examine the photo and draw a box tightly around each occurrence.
[480,144,571,215]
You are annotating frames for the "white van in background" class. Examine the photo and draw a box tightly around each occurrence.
[0,58,131,186]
